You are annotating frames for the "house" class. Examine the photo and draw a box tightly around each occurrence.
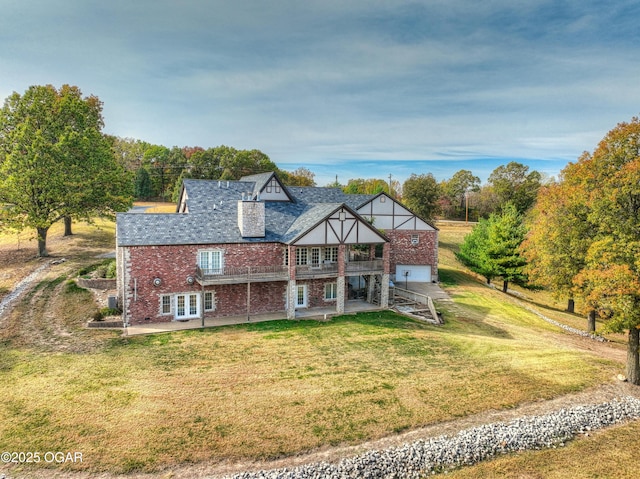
[115,172,438,326]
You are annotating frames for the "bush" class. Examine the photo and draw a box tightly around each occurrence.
[100,307,121,317]
[65,280,87,294]
[105,261,117,279]
[77,259,116,278]
[95,265,108,278]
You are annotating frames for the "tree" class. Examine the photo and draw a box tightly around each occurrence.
[343,178,389,195]
[486,203,528,293]
[521,165,594,315]
[109,136,149,171]
[456,218,498,284]
[143,145,171,199]
[441,169,480,220]
[402,173,440,222]
[283,167,316,186]
[187,147,224,180]
[0,84,133,256]
[488,162,542,214]
[219,148,277,179]
[457,203,527,292]
[134,167,153,200]
[568,118,640,384]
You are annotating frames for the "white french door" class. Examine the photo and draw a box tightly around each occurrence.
[175,293,200,320]
[295,285,308,309]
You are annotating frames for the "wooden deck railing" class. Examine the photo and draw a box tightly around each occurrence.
[195,265,289,283]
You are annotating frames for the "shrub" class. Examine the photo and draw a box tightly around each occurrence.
[64,280,87,294]
[100,307,121,317]
[105,260,117,279]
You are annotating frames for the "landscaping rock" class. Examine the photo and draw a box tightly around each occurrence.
[225,397,640,479]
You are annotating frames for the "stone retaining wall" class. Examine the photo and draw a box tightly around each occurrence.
[77,278,117,290]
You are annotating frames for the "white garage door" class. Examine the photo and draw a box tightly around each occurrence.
[396,265,432,283]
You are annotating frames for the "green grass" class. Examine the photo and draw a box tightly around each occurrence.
[0,218,632,476]
[0,311,616,474]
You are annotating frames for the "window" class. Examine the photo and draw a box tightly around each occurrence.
[296,247,308,265]
[311,247,321,267]
[161,295,172,315]
[284,248,289,266]
[324,283,337,300]
[324,246,338,263]
[204,291,215,311]
[199,250,223,274]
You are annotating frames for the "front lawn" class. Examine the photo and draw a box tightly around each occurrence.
[0,310,616,474]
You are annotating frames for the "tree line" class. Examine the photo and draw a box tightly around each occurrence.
[113,138,317,202]
[1,85,638,383]
[455,118,640,385]
[342,161,543,224]
[0,85,315,256]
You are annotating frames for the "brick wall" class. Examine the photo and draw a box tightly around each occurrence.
[204,282,288,318]
[385,230,438,279]
[123,242,285,324]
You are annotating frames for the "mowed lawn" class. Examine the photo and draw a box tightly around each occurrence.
[1,310,617,474]
[0,218,628,475]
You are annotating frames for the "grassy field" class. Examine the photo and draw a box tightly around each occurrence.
[0,218,635,477]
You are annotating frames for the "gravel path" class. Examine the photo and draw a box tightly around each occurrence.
[0,262,49,319]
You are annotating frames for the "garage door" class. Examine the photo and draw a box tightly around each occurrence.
[396,265,432,283]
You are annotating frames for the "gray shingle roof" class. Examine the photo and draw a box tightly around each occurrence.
[117,174,378,247]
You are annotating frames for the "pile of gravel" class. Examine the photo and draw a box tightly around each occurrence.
[226,396,640,479]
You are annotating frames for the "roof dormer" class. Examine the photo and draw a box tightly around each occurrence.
[241,172,294,202]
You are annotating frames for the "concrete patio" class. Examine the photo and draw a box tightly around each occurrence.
[116,281,449,336]
[122,299,385,336]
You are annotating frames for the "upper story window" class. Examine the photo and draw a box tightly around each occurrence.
[199,250,223,274]
[324,246,339,263]
[294,246,339,266]
[296,247,308,266]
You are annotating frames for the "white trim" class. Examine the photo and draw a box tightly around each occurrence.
[198,249,224,274]
[175,293,200,319]
[295,284,308,308]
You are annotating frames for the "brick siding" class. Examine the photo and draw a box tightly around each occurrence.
[386,230,438,279]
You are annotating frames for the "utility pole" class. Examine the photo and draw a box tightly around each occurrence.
[388,174,393,197]
[465,190,469,223]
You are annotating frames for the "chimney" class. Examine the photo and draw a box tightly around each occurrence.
[238,199,265,237]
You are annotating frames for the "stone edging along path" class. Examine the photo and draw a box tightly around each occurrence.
[225,396,640,479]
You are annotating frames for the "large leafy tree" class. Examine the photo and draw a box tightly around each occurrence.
[343,178,390,195]
[0,84,133,256]
[282,167,316,187]
[521,162,594,315]
[569,118,640,384]
[440,169,481,220]
[488,161,542,214]
[402,173,440,222]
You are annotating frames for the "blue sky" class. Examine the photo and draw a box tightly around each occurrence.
[1,1,639,185]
